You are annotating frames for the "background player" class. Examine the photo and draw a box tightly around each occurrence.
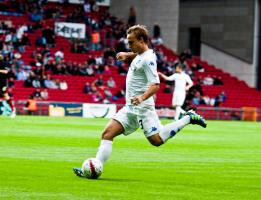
[158,64,193,120]
[73,25,206,177]
[0,54,16,118]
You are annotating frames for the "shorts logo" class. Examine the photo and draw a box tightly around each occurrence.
[148,126,157,135]
[170,130,176,137]
[149,61,154,66]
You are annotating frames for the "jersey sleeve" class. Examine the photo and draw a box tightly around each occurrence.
[143,57,160,84]
[164,73,177,81]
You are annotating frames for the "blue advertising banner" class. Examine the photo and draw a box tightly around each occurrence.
[49,103,83,117]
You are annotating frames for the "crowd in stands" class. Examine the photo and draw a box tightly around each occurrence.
[0,0,226,108]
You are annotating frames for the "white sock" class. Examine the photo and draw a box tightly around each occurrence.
[175,106,185,121]
[159,116,190,143]
[95,139,113,164]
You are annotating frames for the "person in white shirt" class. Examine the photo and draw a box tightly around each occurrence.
[73,25,206,177]
[158,65,193,120]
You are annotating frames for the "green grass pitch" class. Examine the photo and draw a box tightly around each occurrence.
[0,116,260,200]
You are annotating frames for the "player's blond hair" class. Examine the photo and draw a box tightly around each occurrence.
[127,25,149,44]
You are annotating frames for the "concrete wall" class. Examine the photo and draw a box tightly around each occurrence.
[109,0,179,51]
[179,0,255,62]
[201,43,255,87]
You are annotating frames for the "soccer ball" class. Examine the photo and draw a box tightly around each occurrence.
[82,158,103,179]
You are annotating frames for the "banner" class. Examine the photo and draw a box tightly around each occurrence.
[48,0,110,5]
[156,107,175,118]
[49,103,83,117]
[83,103,116,118]
[96,0,110,6]
[55,22,86,39]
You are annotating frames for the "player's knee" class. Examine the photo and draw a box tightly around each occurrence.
[148,136,163,147]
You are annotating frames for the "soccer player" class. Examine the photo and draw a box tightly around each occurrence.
[73,25,206,177]
[158,64,193,120]
[0,54,16,118]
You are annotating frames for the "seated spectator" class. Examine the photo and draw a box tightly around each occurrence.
[104,87,113,99]
[112,89,125,101]
[92,91,103,102]
[40,89,49,100]
[32,88,42,99]
[36,36,47,47]
[44,75,58,89]
[59,80,68,90]
[24,95,38,115]
[24,72,35,87]
[83,82,92,94]
[163,84,172,93]
[94,75,104,88]
[16,68,29,80]
[103,97,111,104]
[55,49,64,62]
[32,76,41,88]
[118,64,128,75]
[191,62,204,72]
[103,65,111,75]
[203,76,214,85]
[213,76,223,85]
[107,76,116,88]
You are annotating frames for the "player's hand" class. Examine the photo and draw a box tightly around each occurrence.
[116,52,128,61]
[158,72,163,77]
[130,96,144,106]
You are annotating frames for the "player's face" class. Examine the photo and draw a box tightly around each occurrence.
[127,33,142,54]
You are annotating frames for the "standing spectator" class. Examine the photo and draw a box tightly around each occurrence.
[91,30,100,50]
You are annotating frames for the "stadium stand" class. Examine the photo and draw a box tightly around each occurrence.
[1,0,261,112]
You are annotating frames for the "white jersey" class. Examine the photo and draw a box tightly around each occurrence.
[166,72,193,95]
[126,49,160,106]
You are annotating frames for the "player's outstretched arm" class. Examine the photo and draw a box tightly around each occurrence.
[0,69,8,74]
[158,72,173,81]
[116,52,137,62]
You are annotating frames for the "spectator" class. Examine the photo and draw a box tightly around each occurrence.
[104,87,113,99]
[92,91,103,102]
[83,82,92,94]
[91,30,100,51]
[40,89,49,100]
[59,80,68,90]
[213,76,223,85]
[24,95,38,115]
[94,75,104,88]
[128,6,136,26]
[32,76,41,88]
[112,88,125,101]
[32,88,42,99]
[203,75,214,86]
[55,49,64,62]
[107,76,116,88]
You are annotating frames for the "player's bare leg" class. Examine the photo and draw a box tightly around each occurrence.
[73,119,124,177]
[147,110,207,146]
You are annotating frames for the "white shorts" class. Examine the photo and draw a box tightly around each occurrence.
[113,105,162,137]
[172,93,186,106]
